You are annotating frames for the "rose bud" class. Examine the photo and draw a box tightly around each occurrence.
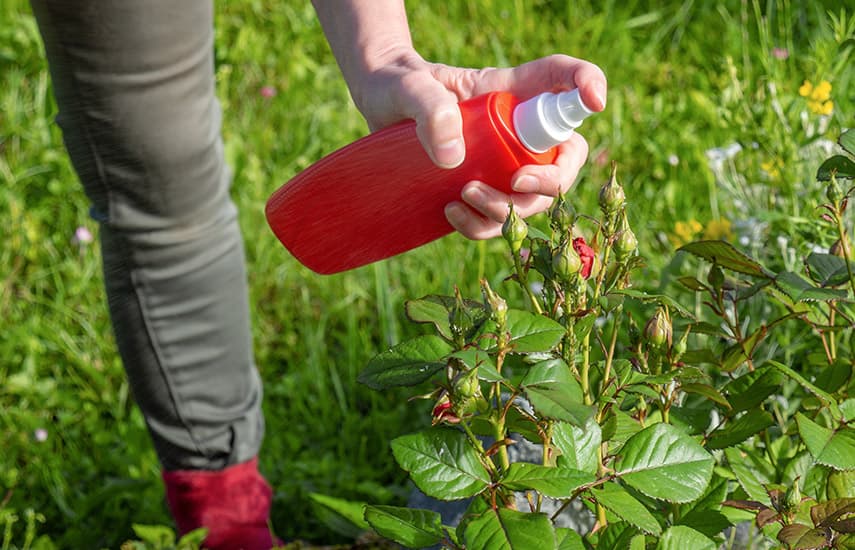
[572,237,596,279]
[502,203,528,254]
[644,307,672,350]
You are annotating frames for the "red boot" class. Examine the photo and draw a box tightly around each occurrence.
[162,457,280,550]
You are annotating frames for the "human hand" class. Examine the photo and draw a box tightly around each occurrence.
[354,50,607,239]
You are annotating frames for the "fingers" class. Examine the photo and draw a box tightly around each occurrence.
[511,133,589,195]
[445,132,589,240]
[445,184,556,240]
[465,54,608,112]
[385,70,466,168]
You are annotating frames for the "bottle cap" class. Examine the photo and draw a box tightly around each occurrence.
[513,89,594,153]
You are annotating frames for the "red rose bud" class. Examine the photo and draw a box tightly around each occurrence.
[432,396,461,425]
[502,203,528,254]
[552,239,582,281]
[572,237,595,279]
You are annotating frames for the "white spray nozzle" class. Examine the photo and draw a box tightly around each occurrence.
[513,89,594,153]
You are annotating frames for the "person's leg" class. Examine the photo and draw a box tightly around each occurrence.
[29,1,276,547]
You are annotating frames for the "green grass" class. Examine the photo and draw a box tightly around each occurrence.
[1,0,852,547]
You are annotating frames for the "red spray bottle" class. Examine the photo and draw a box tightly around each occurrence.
[266,88,594,274]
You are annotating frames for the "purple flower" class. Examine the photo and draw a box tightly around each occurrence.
[72,226,93,246]
[259,85,277,99]
[34,428,48,442]
[772,47,789,60]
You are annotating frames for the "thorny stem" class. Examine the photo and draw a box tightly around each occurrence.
[834,213,855,299]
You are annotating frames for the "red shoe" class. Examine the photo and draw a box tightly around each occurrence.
[162,457,281,550]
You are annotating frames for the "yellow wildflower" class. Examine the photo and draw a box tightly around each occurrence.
[704,218,733,241]
[670,219,703,247]
[799,79,833,116]
[761,157,783,179]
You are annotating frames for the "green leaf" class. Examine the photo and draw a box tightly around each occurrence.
[502,463,594,498]
[552,417,601,474]
[656,525,716,550]
[521,359,593,426]
[775,271,849,302]
[363,505,444,548]
[841,129,855,156]
[504,309,565,353]
[463,508,555,550]
[555,528,585,550]
[449,349,503,382]
[680,382,730,409]
[359,335,452,390]
[768,360,842,420]
[678,240,772,278]
[817,155,855,180]
[589,482,662,535]
[706,410,775,450]
[796,414,855,470]
[406,296,453,339]
[677,477,733,537]
[610,288,694,319]
[805,252,855,288]
[131,524,176,546]
[308,493,370,538]
[828,470,855,499]
[724,447,773,505]
[615,423,714,502]
[723,366,784,412]
[391,428,491,500]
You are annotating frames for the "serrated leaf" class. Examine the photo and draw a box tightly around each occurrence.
[359,335,451,390]
[406,296,454,339]
[777,523,830,548]
[596,521,639,550]
[502,463,594,498]
[309,493,370,538]
[680,382,730,409]
[610,288,694,319]
[678,240,772,278]
[724,448,773,505]
[706,410,775,450]
[817,155,855,181]
[810,498,855,528]
[552,417,601,474]
[656,525,716,550]
[504,309,566,353]
[796,414,855,470]
[555,528,585,550]
[828,470,855,499]
[449,349,503,382]
[805,252,855,288]
[775,271,849,302]
[521,359,593,426]
[677,276,708,291]
[463,508,555,550]
[615,423,714,503]
[589,482,662,535]
[723,366,784,412]
[768,360,842,420]
[364,505,444,548]
[391,428,490,500]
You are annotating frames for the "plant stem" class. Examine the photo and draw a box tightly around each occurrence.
[514,253,543,314]
[834,214,855,298]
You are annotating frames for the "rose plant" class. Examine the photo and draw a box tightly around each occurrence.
[315,142,854,548]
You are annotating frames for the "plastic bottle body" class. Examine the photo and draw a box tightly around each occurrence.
[266,92,565,274]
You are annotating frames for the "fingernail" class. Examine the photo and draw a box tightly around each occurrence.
[593,81,607,110]
[462,186,483,204]
[433,139,465,168]
[512,175,539,193]
[445,204,467,226]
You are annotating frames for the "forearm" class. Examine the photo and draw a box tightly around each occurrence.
[311,1,416,107]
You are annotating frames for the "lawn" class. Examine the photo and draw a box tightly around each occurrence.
[1,1,852,548]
